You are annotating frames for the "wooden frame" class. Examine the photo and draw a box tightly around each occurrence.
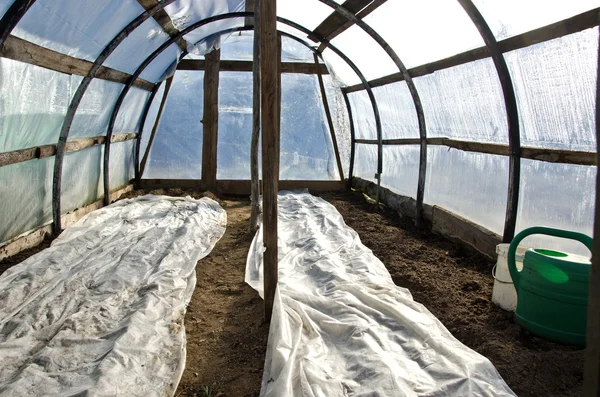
[136,0,187,52]
[345,7,600,94]
[201,48,221,189]
[134,85,161,186]
[250,0,261,231]
[139,179,345,194]
[177,59,329,75]
[354,138,596,166]
[342,90,356,187]
[0,36,154,90]
[0,133,137,168]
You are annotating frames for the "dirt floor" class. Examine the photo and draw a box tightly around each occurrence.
[0,188,585,397]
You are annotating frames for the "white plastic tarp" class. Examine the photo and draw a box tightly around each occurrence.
[0,195,226,396]
[246,191,515,396]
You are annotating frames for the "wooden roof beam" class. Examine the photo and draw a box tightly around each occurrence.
[310,0,387,52]
[177,58,329,74]
[136,0,187,52]
[0,35,155,90]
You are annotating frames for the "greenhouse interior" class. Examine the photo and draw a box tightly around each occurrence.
[0,0,599,396]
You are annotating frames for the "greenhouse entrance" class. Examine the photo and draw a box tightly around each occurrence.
[0,0,599,396]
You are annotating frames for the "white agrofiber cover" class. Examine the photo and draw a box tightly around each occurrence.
[0,195,226,396]
[246,191,515,397]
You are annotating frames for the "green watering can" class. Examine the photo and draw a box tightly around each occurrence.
[508,226,593,346]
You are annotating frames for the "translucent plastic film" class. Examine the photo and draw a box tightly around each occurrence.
[347,91,376,140]
[323,75,351,179]
[414,58,507,143]
[425,147,509,235]
[364,0,484,69]
[13,0,144,63]
[505,28,598,151]
[0,157,54,243]
[145,71,204,179]
[0,59,71,152]
[280,73,339,180]
[373,81,419,140]
[217,71,253,179]
[61,146,103,214]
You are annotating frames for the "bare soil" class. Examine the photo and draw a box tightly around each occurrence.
[0,188,584,397]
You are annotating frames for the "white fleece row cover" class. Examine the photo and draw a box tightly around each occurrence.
[0,195,226,396]
[246,191,515,397]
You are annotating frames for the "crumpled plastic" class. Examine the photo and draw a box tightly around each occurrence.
[0,195,226,396]
[246,191,515,397]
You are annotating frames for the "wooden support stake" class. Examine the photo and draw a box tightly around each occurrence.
[314,53,344,181]
[201,48,221,189]
[584,25,600,397]
[140,77,174,177]
[342,90,356,188]
[250,0,261,231]
[260,0,280,322]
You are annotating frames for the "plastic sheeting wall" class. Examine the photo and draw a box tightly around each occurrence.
[217,71,253,179]
[145,71,205,179]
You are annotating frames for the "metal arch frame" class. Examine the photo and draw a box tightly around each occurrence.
[457,0,521,243]
[102,12,384,207]
[134,84,161,186]
[313,0,428,219]
[0,0,34,47]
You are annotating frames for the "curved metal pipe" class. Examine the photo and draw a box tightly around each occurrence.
[134,84,161,187]
[50,0,178,233]
[314,0,428,215]
[457,0,521,242]
[103,13,383,205]
[0,0,35,47]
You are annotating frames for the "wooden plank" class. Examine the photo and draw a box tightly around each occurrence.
[201,48,221,189]
[345,7,600,93]
[583,25,600,397]
[136,0,187,52]
[356,137,597,166]
[140,76,174,177]
[0,133,137,168]
[260,0,280,322]
[314,53,344,181]
[177,59,329,74]
[1,35,155,91]
[250,0,261,231]
[342,91,356,187]
[313,0,388,52]
[0,184,133,260]
[138,179,346,193]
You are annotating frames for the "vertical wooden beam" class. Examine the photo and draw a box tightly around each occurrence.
[584,26,600,397]
[140,76,174,177]
[250,0,261,231]
[202,48,221,189]
[342,89,356,188]
[458,0,521,243]
[314,53,344,182]
[260,0,280,322]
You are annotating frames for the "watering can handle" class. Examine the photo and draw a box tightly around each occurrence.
[507,226,593,293]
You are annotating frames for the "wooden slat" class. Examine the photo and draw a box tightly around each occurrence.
[136,0,187,52]
[312,0,387,52]
[314,53,344,181]
[177,59,329,74]
[250,0,261,231]
[0,133,137,168]
[201,48,221,189]
[345,7,600,93]
[1,35,155,91]
[140,76,174,177]
[355,137,597,166]
[260,0,280,322]
[139,179,346,193]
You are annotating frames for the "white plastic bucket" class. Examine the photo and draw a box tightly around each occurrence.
[492,243,526,312]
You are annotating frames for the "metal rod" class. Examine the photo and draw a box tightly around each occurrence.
[0,0,35,47]
[457,0,521,243]
[134,84,161,187]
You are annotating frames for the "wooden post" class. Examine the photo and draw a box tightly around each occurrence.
[250,0,261,231]
[202,48,221,189]
[260,0,280,322]
[342,90,356,189]
[140,76,174,177]
[134,84,160,187]
[314,53,344,182]
[584,26,600,397]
